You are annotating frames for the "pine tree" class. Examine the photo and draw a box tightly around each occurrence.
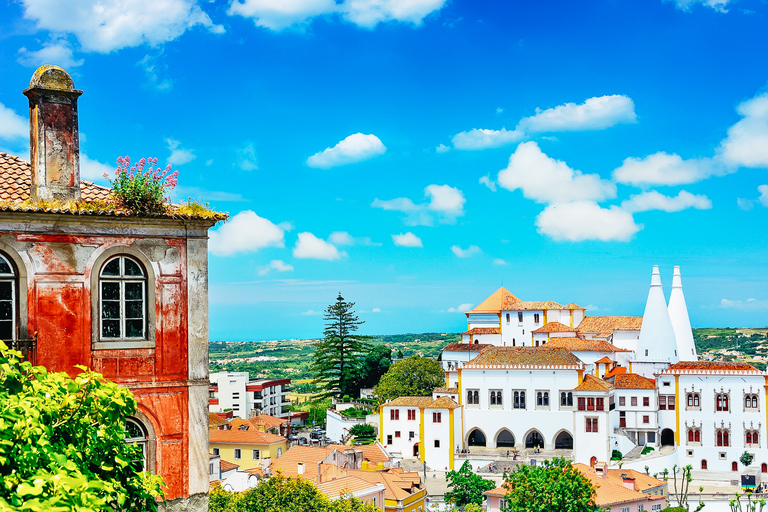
[312,293,370,398]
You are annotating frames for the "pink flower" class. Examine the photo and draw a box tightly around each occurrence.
[165,164,172,172]
[117,156,124,165]
[139,157,146,167]
[103,172,109,179]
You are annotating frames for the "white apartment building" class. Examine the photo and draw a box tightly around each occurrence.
[209,371,292,419]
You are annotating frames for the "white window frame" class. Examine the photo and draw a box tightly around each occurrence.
[99,255,147,341]
[234,448,242,460]
[0,253,16,341]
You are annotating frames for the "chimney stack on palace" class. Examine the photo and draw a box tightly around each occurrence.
[22,65,82,201]
[668,266,698,362]
[636,265,678,364]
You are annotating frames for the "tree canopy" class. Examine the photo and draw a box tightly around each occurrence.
[209,475,381,512]
[502,457,596,512]
[445,460,495,508]
[356,344,392,389]
[0,342,164,511]
[312,294,371,398]
[374,356,445,402]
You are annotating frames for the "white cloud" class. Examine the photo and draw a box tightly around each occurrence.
[228,0,446,30]
[447,303,473,313]
[517,95,636,133]
[479,175,496,192]
[435,143,450,153]
[719,298,768,310]
[237,143,258,171]
[496,107,504,114]
[328,231,380,246]
[373,184,465,225]
[371,307,381,313]
[17,40,83,68]
[307,133,386,169]
[139,54,174,91]
[759,185,768,207]
[451,127,523,150]
[621,190,712,213]
[497,142,616,204]
[737,197,755,211]
[258,259,294,275]
[673,0,731,13]
[612,152,722,187]
[166,138,196,166]
[492,258,507,265]
[535,201,641,242]
[717,93,768,168]
[209,210,285,256]
[0,103,28,140]
[293,232,345,260]
[451,245,481,258]
[302,309,323,316]
[20,0,223,53]
[79,154,113,182]
[392,232,422,247]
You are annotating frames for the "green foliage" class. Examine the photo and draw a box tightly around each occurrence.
[209,476,381,512]
[730,492,766,512]
[312,294,372,398]
[375,356,445,402]
[292,398,332,426]
[0,342,164,511]
[356,344,392,389]
[463,504,483,512]
[445,460,495,508]
[107,156,178,215]
[611,449,623,460]
[740,451,755,468]
[641,446,655,455]
[501,457,596,512]
[348,424,375,438]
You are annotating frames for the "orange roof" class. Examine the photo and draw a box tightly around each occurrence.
[484,485,508,497]
[384,397,434,408]
[316,475,383,498]
[604,366,627,378]
[574,374,613,391]
[662,361,763,374]
[442,343,491,352]
[434,387,459,393]
[513,300,567,311]
[544,337,627,353]
[565,302,586,310]
[468,287,521,313]
[425,396,460,410]
[574,464,666,507]
[220,459,240,472]
[595,356,614,364]
[576,316,643,338]
[326,444,390,465]
[609,373,656,390]
[229,414,287,432]
[209,412,230,427]
[344,467,423,502]
[209,428,286,445]
[461,327,500,335]
[532,322,575,333]
[465,346,583,368]
[270,445,390,480]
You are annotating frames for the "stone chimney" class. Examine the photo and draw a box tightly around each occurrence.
[668,266,698,362]
[297,462,305,475]
[23,65,82,201]
[636,265,678,363]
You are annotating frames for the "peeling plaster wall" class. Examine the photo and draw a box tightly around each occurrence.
[0,213,216,505]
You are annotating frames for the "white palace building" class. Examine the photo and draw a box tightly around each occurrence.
[379,266,768,478]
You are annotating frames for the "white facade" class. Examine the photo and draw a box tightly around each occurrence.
[209,371,291,419]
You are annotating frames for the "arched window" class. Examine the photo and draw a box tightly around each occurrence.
[732,461,738,472]
[543,392,549,406]
[746,430,760,447]
[0,253,17,340]
[490,392,497,405]
[745,394,759,409]
[687,428,701,444]
[716,428,730,447]
[716,394,729,412]
[762,463,767,474]
[506,313,510,323]
[497,392,502,406]
[473,390,479,404]
[701,459,707,470]
[125,418,148,472]
[537,392,543,406]
[561,392,567,406]
[100,255,146,339]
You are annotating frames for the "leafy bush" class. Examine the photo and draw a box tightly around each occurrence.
[349,424,375,438]
[106,156,178,214]
[0,342,164,511]
[611,450,623,460]
[641,446,655,455]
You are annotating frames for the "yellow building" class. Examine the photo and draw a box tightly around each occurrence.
[209,428,287,466]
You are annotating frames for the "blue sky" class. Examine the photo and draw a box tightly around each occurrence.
[1,0,767,340]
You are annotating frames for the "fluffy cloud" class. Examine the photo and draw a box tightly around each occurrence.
[517,95,637,133]
[719,298,768,310]
[328,231,379,246]
[447,303,474,313]
[621,190,712,213]
[139,54,174,91]
[20,0,223,53]
[79,154,114,182]
[307,133,386,169]
[535,201,641,242]
[17,40,83,68]
[209,210,285,256]
[371,307,381,313]
[673,0,731,13]
[435,143,450,153]
[166,138,196,166]
[612,152,721,187]
[228,0,446,30]
[237,143,258,171]
[479,175,496,191]
[717,93,768,168]
[372,184,465,225]
[497,142,616,204]
[392,232,422,247]
[450,245,481,258]
[258,259,294,275]
[492,258,507,265]
[0,103,28,140]
[302,309,323,315]
[759,185,768,207]
[293,232,345,260]
[451,127,523,150]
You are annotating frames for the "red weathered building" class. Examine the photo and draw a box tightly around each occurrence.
[0,65,224,510]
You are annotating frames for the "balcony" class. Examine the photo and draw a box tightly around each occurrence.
[6,337,37,365]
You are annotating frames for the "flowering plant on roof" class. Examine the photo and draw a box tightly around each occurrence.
[104,156,178,215]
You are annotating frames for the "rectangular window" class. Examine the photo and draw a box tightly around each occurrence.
[619,396,625,406]
[667,396,675,410]
[395,431,401,438]
[577,397,586,411]
[387,435,392,444]
[513,390,526,409]
[643,397,650,407]
[631,397,638,407]
[390,409,400,420]
[586,418,598,433]
[233,392,239,399]
[234,449,241,460]
[467,389,480,405]
[518,312,523,323]
[660,396,666,410]
[434,439,440,448]
[596,398,604,411]
[253,449,260,459]
[210,463,214,475]
[643,415,650,424]
[433,412,442,423]
[407,409,416,420]
[409,431,415,439]
[534,313,540,324]
[212,447,220,455]
[587,397,595,411]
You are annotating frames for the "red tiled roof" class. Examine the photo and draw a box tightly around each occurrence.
[465,346,583,368]
[209,428,286,445]
[532,321,575,333]
[545,337,628,353]
[574,374,613,391]
[576,316,643,338]
[662,361,761,374]
[442,343,491,352]
[609,373,656,390]
[595,356,614,364]
[220,459,240,472]
[574,464,666,507]
[604,366,627,378]
[468,287,521,313]
[461,327,500,335]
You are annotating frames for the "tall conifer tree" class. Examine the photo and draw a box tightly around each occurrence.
[312,293,370,398]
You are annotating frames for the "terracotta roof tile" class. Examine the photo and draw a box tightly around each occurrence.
[565,302,586,310]
[574,464,666,507]
[209,428,286,445]
[434,387,459,393]
[532,321,575,333]
[604,366,627,378]
[461,327,500,335]
[425,396,460,410]
[316,475,383,498]
[220,459,240,472]
[209,412,230,426]
[576,316,643,338]
[384,397,434,408]
[545,337,628,353]
[468,287,521,313]
[573,374,614,391]
[594,356,614,364]
[326,444,390,464]
[662,361,762,374]
[609,373,656,390]
[465,346,584,368]
[344,468,423,502]
[484,485,508,498]
[442,343,492,352]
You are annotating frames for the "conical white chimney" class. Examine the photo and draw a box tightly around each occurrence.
[669,266,697,361]
[636,265,678,363]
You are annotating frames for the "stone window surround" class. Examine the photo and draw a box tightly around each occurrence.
[0,243,29,340]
